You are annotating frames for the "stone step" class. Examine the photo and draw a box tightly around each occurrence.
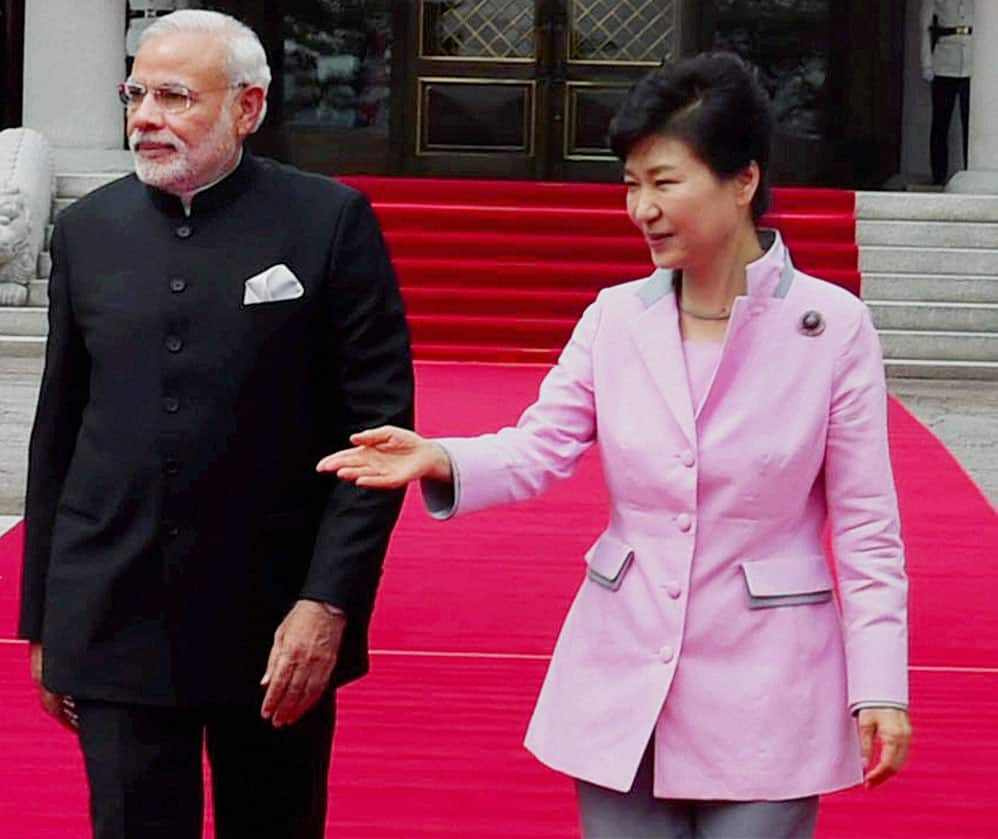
[56,172,128,199]
[28,280,48,307]
[0,335,45,357]
[3,325,994,377]
[7,296,996,348]
[46,181,998,226]
[862,272,998,303]
[879,329,998,362]
[856,191,998,222]
[868,301,998,332]
[0,306,47,336]
[860,245,998,275]
[857,219,998,249]
[28,278,998,332]
[885,358,998,380]
[53,197,76,217]
[33,259,998,306]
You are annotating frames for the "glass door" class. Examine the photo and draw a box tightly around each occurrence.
[402,0,680,180]
[550,0,679,180]
[402,0,545,178]
[184,1,686,181]
[696,0,905,189]
[197,0,400,175]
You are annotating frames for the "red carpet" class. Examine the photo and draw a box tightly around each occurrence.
[339,177,860,363]
[0,362,995,837]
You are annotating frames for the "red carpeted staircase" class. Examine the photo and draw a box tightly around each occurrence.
[341,177,860,364]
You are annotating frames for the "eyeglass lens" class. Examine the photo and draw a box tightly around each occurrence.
[119,83,191,112]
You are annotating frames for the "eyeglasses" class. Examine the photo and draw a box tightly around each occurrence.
[117,81,247,113]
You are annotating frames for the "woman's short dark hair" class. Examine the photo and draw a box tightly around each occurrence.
[608,52,774,221]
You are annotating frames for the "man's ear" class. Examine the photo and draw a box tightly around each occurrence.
[235,86,267,137]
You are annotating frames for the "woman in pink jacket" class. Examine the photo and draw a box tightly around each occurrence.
[319,53,911,839]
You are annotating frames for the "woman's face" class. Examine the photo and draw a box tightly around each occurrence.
[624,133,757,271]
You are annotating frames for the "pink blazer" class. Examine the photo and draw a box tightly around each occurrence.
[428,232,908,800]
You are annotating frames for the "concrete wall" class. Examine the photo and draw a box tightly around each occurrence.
[22,0,126,149]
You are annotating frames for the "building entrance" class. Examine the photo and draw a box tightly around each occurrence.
[193,0,397,175]
[181,1,903,188]
[201,0,678,181]
[693,0,906,189]
[399,0,679,181]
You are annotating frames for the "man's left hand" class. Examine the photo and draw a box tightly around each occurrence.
[30,643,79,732]
[858,707,912,787]
[261,600,345,727]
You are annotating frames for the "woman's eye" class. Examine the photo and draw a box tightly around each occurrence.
[655,180,677,188]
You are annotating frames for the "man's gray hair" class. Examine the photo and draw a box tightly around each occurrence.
[140,10,271,130]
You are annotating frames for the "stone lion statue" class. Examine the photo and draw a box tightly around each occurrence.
[0,128,54,307]
[0,190,34,305]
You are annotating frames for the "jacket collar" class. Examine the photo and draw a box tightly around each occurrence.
[745,229,794,299]
[629,229,794,445]
[143,148,257,217]
[635,228,793,309]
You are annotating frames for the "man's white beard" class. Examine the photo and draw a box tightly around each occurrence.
[130,109,238,196]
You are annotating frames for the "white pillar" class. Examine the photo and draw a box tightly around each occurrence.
[22,0,126,150]
[948,0,998,193]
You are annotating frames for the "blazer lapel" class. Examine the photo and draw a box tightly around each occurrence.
[629,272,696,446]
[696,233,796,419]
[695,298,778,421]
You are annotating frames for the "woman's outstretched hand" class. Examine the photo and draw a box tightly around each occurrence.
[316,426,452,489]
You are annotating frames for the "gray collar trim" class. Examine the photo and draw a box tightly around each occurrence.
[636,269,675,308]
[773,255,795,299]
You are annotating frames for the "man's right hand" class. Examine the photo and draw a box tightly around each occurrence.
[30,643,78,732]
[922,67,934,83]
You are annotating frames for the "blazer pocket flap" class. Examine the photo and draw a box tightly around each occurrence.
[585,535,635,591]
[741,556,833,598]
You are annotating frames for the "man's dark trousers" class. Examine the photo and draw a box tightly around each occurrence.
[77,691,336,839]
[931,75,971,185]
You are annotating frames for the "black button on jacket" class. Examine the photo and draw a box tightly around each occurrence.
[20,153,415,706]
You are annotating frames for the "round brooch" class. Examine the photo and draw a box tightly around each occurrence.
[799,310,825,337]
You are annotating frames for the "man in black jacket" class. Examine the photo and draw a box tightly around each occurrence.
[19,10,413,839]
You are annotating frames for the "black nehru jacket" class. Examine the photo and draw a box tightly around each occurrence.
[20,153,414,706]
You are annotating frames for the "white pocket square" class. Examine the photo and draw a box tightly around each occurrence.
[243,264,304,305]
